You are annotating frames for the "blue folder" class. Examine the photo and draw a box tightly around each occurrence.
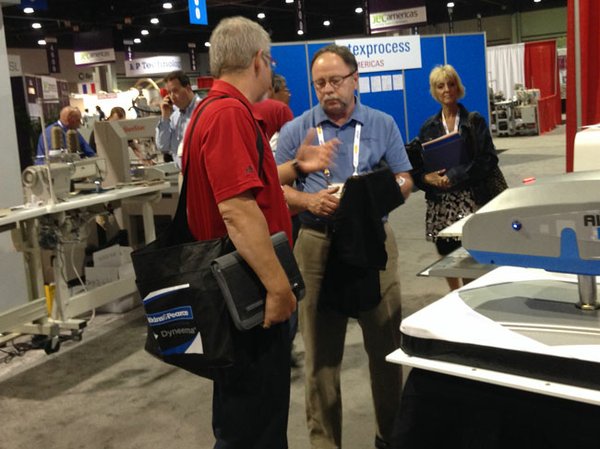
[422,132,470,172]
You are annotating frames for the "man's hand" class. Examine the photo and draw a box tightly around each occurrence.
[218,193,296,329]
[424,169,451,189]
[306,186,340,217]
[160,95,174,119]
[263,287,297,329]
[295,128,340,174]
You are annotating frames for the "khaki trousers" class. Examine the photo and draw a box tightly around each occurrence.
[294,223,403,449]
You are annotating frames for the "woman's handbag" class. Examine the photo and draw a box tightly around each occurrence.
[467,112,508,206]
[131,96,265,378]
[405,137,424,171]
[483,164,508,200]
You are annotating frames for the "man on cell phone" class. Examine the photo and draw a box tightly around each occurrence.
[155,70,201,169]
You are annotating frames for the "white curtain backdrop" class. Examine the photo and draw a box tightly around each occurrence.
[486,43,525,101]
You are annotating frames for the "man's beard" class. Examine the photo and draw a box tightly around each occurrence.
[320,95,348,116]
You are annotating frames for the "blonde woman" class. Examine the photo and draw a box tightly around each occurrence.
[414,64,499,290]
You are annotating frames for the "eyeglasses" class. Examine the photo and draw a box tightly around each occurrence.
[261,51,277,69]
[312,71,356,90]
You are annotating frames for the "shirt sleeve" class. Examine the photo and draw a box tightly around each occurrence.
[155,116,175,153]
[79,132,96,157]
[202,105,264,204]
[383,118,412,174]
[35,130,46,164]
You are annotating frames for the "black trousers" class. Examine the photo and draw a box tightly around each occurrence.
[212,321,291,449]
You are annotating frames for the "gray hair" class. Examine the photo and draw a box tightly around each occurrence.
[209,16,271,78]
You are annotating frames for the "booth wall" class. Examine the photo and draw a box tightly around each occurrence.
[524,40,561,134]
[566,0,600,172]
[272,33,489,142]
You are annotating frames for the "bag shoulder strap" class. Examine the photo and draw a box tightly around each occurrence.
[174,95,266,236]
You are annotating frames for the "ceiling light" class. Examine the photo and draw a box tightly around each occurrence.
[23,7,34,14]
[297,29,304,35]
[32,22,42,29]
[162,2,173,9]
[355,7,363,14]
[323,20,331,26]
[285,0,294,3]
[141,29,149,35]
[204,42,211,47]
[534,0,541,2]
[150,18,160,24]
[37,39,46,45]
[447,2,455,7]
[134,38,141,44]
[257,12,266,19]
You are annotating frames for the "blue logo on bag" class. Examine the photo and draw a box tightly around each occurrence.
[147,306,194,326]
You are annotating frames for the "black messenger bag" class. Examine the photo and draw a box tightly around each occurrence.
[131,96,265,378]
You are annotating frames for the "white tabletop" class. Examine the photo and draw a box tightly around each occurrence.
[387,347,600,406]
[0,182,169,228]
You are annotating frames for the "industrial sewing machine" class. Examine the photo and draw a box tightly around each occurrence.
[93,116,179,219]
[22,157,107,204]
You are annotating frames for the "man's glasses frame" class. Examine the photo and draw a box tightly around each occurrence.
[261,51,277,69]
[312,71,356,91]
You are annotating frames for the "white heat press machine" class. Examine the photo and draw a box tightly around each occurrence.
[397,170,600,397]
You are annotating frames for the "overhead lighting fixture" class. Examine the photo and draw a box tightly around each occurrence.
[23,7,34,14]
[141,29,149,35]
[32,22,42,29]
[37,39,46,45]
[150,18,160,24]
[204,41,211,47]
[134,38,142,44]
[162,2,173,9]
[285,0,294,3]
[257,12,266,19]
[534,0,541,2]
[447,2,455,7]
[297,29,304,35]
[355,7,363,14]
[323,20,331,26]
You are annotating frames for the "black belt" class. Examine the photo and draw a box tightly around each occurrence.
[301,222,333,235]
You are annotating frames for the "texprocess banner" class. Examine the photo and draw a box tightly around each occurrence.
[336,35,422,73]
[368,0,427,33]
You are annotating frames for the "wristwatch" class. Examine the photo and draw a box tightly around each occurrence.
[291,159,305,176]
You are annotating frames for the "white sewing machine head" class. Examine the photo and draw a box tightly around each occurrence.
[22,158,107,204]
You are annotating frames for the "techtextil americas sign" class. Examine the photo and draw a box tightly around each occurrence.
[368,0,427,34]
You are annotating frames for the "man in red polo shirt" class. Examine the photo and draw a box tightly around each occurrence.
[181,16,336,449]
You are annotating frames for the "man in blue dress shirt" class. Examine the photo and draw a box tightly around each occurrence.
[276,44,413,449]
[155,70,201,169]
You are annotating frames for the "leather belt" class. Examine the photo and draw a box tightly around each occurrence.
[301,222,333,235]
